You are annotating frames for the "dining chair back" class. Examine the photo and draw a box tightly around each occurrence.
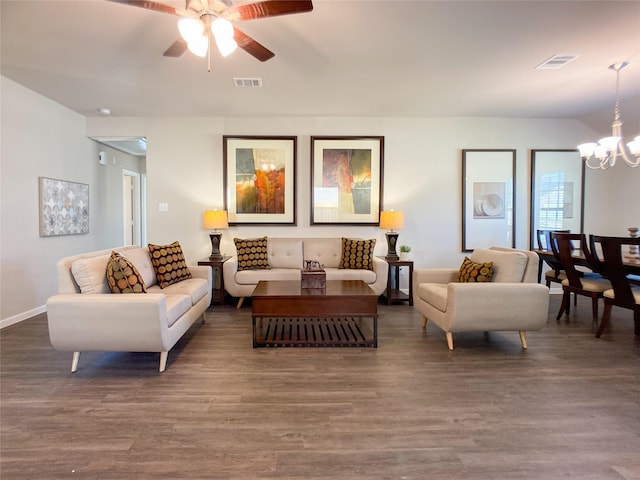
[550,232,611,321]
[536,229,570,289]
[589,235,640,338]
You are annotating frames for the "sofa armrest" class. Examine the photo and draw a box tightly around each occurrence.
[47,294,174,352]
[445,282,550,331]
[189,265,212,286]
[414,268,459,285]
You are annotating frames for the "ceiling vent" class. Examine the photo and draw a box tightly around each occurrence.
[536,54,579,70]
[233,78,263,88]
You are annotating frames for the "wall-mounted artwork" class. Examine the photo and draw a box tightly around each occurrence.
[529,149,584,249]
[310,136,384,225]
[462,149,516,252]
[38,177,89,237]
[223,136,297,225]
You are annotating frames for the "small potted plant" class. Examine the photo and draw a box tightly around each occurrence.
[399,245,411,261]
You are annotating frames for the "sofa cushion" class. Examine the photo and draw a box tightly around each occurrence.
[303,238,342,268]
[471,248,527,283]
[148,241,192,288]
[339,238,376,271]
[417,283,448,312]
[71,254,111,294]
[234,237,271,271]
[457,257,494,283]
[149,277,209,305]
[325,267,377,283]
[268,238,303,269]
[164,294,193,327]
[120,247,156,287]
[106,251,148,294]
[235,268,301,285]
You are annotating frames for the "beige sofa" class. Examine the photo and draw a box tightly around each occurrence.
[413,247,549,350]
[223,237,389,307]
[46,245,212,372]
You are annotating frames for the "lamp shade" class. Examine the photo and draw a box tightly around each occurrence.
[380,210,404,230]
[203,210,228,230]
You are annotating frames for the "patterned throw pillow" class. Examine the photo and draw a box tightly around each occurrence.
[458,257,494,282]
[106,251,147,294]
[339,238,376,271]
[148,241,192,288]
[234,237,271,271]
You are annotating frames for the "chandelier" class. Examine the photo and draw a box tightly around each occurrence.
[577,62,640,170]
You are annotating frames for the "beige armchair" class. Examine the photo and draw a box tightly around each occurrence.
[413,247,550,350]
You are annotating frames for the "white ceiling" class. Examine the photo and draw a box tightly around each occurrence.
[2,0,640,137]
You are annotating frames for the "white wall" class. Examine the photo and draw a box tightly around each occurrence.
[3,77,639,324]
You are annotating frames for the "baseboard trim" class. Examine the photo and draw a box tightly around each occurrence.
[1,305,46,329]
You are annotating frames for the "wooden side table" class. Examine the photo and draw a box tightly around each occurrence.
[198,256,231,305]
[378,256,414,306]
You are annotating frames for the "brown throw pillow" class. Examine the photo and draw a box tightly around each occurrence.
[339,238,376,271]
[106,251,147,294]
[458,257,494,282]
[148,241,192,288]
[234,237,271,271]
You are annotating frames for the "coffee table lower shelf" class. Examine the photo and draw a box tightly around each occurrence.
[253,317,376,348]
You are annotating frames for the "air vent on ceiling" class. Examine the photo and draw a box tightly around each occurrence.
[233,78,263,88]
[536,54,579,70]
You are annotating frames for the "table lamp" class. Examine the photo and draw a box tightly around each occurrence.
[203,210,228,260]
[380,210,404,261]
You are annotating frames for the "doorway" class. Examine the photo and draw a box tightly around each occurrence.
[123,170,143,246]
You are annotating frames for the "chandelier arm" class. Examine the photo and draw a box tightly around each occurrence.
[619,141,640,167]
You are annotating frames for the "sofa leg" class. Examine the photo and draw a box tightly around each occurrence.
[422,316,428,329]
[71,351,80,373]
[159,351,168,372]
[201,312,206,323]
[519,331,528,349]
[236,297,245,309]
[445,332,454,350]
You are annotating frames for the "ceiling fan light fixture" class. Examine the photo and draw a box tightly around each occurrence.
[187,35,208,57]
[178,17,205,43]
[215,36,237,57]
[211,17,234,39]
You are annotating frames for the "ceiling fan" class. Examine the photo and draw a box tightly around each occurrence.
[108,0,313,70]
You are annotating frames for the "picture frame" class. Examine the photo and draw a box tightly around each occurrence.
[462,149,516,252]
[223,135,297,225]
[529,149,584,249]
[38,177,89,237]
[310,136,384,225]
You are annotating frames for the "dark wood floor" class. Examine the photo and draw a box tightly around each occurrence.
[1,295,639,479]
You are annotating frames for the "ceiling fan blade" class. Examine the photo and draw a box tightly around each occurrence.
[163,39,188,57]
[234,27,275,62]
[226,0,313,21]
[106,0,185,16]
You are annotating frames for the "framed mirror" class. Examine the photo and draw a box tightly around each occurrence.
[530,149,585,250]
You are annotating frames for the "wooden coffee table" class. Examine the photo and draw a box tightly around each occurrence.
[251,280,379,348]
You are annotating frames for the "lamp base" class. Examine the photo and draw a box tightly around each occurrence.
[209,232,223,260]
[385,231,399,261]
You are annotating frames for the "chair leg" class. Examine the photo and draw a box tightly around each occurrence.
[519,331,528,349]
[445,332,454,350]
[422,316,428,328]
[574,293,577,306]
[236,297,245,309]
[556,290,570,320]
[71,351,80,373]
[591,296,599,321]
[634,310,640,336]
[159,351,168,372]
[596,302,612,338]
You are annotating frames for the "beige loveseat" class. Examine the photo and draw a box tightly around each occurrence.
[223,237,389,307]
[46,245,212,372]
[413,247,549,350]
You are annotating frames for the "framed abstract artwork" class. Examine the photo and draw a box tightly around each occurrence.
[223,136,297,225]
[38,177,89,237]
[461,149,516,252]
[310,136,384,225]
[530,149,584,249]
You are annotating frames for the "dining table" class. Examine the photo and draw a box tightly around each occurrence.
[533,249,640,282]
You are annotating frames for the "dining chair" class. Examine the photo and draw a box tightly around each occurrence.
[550,232,611,322]
[589,235,640,338]
[536,229,570,288]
